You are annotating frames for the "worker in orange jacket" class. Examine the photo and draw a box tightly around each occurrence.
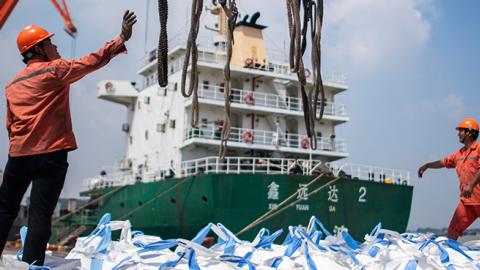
[418,118,480,240]
[0,11,136,266]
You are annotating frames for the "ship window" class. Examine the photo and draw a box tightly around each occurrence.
[203,80,210,90]
[129,136,133,144]
[169,120,176,129]
[164,88,167,96]
[144,96,150,104]
[137,101,141,110]
[174,82,178,91]
[157,123,166,133]
[121,123,130,133]
[145,130,149,140]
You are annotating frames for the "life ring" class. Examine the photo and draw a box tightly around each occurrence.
[301,137,310,149]
[244,58,254,68]
[304,68,311,78]
[242,130,254,143]
[105,81,115,92]
[243,92,255,105]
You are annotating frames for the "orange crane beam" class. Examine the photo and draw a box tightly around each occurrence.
[0,0,77,37]
[0,0,19,30]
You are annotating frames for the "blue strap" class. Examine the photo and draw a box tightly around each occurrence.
[158,252,186,270]
[137,239,178,254]
[339,247,361,267]
[131,230,145,237]
[443,239,473,261]
[404,259,417,270]
[87,213,111,239]
[341,231,361,250]
[220,254,256,270]
[191,223,213,244]
[297,229,326,251]
[111,256,133,270]
[188,248,200,270]
[90,257,104,270]
[16,226,28,260]
[95,225,112,253]
[419,240,449,264]
[304,243,318,270]
[255,229,283,249]
[285,237,302,257]
[369,223,382,237]
[307,217,332,238]
[368,246,380,257]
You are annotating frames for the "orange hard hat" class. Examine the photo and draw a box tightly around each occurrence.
[17,25,54,54]
[456,118,479,131]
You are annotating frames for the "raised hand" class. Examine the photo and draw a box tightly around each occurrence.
[120,10,137,41]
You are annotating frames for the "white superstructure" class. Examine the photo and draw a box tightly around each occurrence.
[84,12,411,190]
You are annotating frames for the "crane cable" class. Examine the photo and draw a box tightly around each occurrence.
[286,0,325,150]
[217,0,238,160]
[157,0,169,88]
[181,0,204,127]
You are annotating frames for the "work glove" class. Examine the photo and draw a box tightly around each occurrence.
[120,10,137,41]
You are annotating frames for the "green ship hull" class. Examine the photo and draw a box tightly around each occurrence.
[73,173,413,241]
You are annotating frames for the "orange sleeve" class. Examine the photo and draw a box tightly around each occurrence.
[443,152,457,169]
[54,36,127,84]
[5,100,13,137]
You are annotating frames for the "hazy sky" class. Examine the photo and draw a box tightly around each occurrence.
[0,0,479,231]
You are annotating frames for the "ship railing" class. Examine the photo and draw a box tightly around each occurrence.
[184,125,348,154]
[180,156,303,176]
[142,34,348,87]
[328,163,411,185]
[83,171,135,190]
[193,84,347,118]
[179,157,410,185]
[82,158,411,189]
[83,165,178,190]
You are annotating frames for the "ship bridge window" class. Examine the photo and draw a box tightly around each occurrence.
[169,120,176,129]
[145,130,149,140]
[157,123,166,133]
[203,80,210,90]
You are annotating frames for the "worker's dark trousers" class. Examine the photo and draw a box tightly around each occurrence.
[0,150,68,266]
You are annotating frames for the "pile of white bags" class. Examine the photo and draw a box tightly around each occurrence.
[6,213,480,269]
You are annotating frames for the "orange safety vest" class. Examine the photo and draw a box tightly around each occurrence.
[5,36,127,157]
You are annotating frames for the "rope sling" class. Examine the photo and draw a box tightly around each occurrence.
[157,0,324,156]
[218,0,238,160]
[181,0,204,127]
[157,0,169,87]
[286,0,325,150]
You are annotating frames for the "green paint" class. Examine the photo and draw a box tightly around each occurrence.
[72,174,412,242]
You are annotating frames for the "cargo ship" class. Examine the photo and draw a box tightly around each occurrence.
[56,8,413,243]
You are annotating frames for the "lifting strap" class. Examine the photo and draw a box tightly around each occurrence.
[157,0,169,87]
[181,0,204,127]
[286,0,325,150]
[218,0,238,160]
